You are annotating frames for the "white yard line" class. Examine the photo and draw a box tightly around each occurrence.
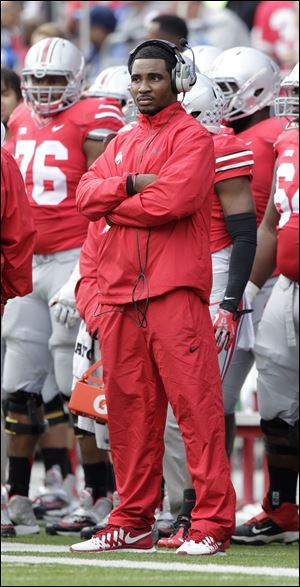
[1,549,298,578]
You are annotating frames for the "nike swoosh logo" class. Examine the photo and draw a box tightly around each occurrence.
[52,125,64,132]
[124,531,152,544]
[224,296,236,300]
[252,526,273,534]
[190,345,200,353]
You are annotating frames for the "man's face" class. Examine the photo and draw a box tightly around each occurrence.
[1,81,20,124]
[29,74,67,103]
[130,58,177,115]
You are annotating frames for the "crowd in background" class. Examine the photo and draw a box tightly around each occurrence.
[2,0,299,84]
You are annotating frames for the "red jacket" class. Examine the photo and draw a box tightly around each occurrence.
[76,102,215,305]
[1,147,36,303]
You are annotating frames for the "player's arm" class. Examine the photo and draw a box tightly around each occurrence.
[248,166,279,291]
[83,138,107,167]
[212,176,257,353]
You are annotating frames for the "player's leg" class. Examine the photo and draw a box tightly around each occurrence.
[232,277,299,544]
[2,288,51,534]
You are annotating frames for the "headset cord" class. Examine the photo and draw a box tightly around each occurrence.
[131,227,151,328]
[92,228,151,329]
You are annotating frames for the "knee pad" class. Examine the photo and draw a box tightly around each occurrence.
[5,390,47,436]
[43,394,70,428]
[261,418,298,456]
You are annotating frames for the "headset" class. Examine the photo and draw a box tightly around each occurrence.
[128,38,197,94]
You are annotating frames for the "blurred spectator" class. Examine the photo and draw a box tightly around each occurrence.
[251,1,299,71]
[30,22,69,47]
[227,1,261,31]
[115,1,168,37]
[85,5,118,83]
[145,13,188,50]
[64,0,102,40]
[171,1,250,48]
[18,1,52,49]
[1,1,26,71]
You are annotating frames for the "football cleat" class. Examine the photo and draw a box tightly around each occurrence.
[46,491,113,536]
[7,495,40,535]
[157,515,190,548]
[1,485,16,537]
[32,467,77,521]
[231,497,299,545]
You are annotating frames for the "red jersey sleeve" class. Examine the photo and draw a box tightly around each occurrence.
[214,132,254,184]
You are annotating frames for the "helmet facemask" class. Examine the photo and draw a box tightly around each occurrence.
[274,63,299,130]
[21,71,83,116]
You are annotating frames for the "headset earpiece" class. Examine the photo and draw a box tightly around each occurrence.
[128,39,196,94]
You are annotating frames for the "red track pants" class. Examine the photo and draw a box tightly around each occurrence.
[98,288,236,541]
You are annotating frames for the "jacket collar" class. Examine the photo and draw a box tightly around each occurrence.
[138,101,183,130]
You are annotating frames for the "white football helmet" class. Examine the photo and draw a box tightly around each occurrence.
[21,37,85,116]
[209,46,281,121]
[184,45,222,75]
[86,66,131,104]
[182,73,226,134]
[274,62,299,130]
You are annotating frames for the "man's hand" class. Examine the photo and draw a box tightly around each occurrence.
[134,174,157,192]
[49,262,80,329]
[212,308,239,353]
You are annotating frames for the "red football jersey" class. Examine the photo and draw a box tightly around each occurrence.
[211,129,254,253]
[238,117,283,227]
[8,97,125,254]
[252,1,297,70]
[274,129,299,282]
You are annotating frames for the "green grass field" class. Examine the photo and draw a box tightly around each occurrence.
[1,531,299,586]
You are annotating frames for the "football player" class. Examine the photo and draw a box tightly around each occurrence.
[209,46,283,452]
[1,37,124,534]
[232,63,299,545]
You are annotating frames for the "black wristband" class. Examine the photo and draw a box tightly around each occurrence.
[126,173,137,196]
[220,212,257,313]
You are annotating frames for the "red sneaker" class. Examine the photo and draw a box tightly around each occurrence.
[69,524,156,553]
[157,515,190,548]
[231,497,299,545]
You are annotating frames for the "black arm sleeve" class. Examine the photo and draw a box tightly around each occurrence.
[220,212,257,313]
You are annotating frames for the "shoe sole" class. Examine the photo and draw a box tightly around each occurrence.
[69,546,157,553]
[231,531,299,545]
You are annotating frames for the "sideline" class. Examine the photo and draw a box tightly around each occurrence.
[1,549,298,578]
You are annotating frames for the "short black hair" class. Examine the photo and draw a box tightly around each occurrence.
[151,14,188,41]
[1,67,22,101]
[128,45,177,76]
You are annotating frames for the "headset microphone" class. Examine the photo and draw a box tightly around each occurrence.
[180,38,197,86]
